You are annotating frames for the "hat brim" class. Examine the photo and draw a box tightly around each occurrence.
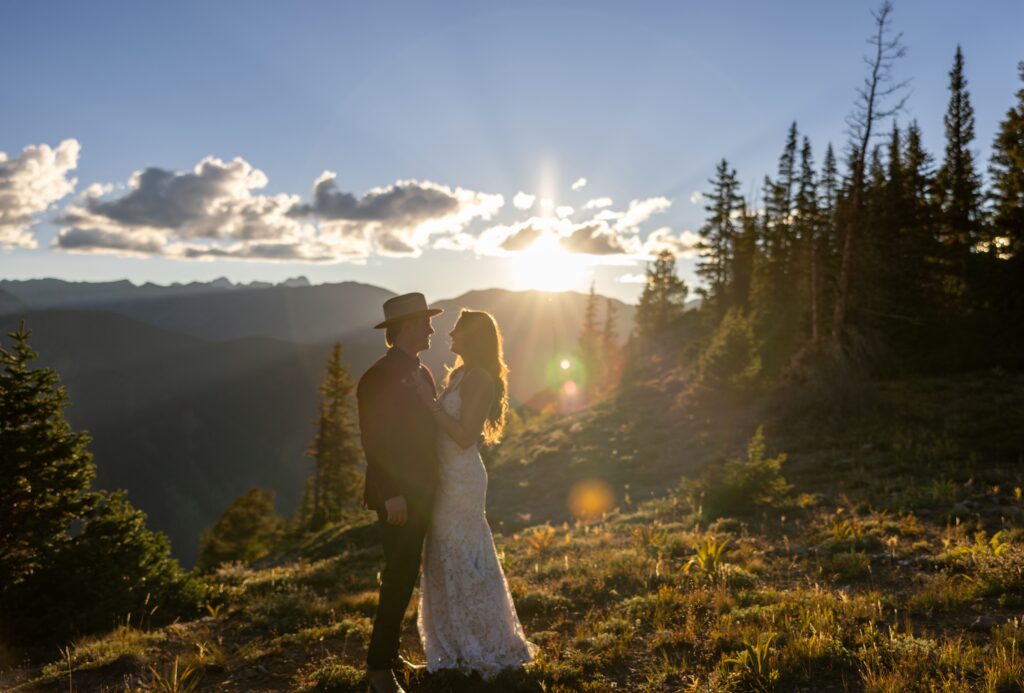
[373,308,443,329]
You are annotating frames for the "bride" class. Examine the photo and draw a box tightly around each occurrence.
[414,309,537,677]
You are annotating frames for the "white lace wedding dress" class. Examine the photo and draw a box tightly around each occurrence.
[417,369,537,677]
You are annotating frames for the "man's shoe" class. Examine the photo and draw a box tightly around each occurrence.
[392,654,426,671]
[366,667,405,693]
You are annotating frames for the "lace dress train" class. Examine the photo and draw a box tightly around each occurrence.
[417,370,537,677]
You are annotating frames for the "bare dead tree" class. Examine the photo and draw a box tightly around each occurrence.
[831,1,910,346]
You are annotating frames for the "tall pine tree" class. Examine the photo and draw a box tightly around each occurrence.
[634,249,689,355]
[601,297,621,389]
[989,61,1024,259]
[934,46,985,311]
[577,281,605,398]
[0,324,199,649]
[832,1,908,344]
[298,343,363,531]
[0,323,96,588]
[696,159,743,313]
[794,136,822,344]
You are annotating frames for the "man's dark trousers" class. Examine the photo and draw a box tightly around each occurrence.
[366,504,430,669]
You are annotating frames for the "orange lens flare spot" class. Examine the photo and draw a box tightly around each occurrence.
[567,479,615,521]
[562,380,578,396]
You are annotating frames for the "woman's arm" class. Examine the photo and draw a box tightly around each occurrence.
[429,368,494,449]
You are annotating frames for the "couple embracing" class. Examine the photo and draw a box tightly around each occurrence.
[357,293,536,693]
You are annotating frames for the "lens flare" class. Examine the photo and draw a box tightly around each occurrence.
[559,359,571,370]
[567,478,615,520]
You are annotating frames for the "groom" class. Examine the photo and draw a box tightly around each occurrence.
[358,292,443,693]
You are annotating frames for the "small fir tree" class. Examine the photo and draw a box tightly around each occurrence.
[577,281,604,398]
[198,488,283,570]
[634,248,689,354]
[299,343,363,531]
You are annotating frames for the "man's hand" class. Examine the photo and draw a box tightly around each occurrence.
[384,495,408,526]
[413,372,436,407]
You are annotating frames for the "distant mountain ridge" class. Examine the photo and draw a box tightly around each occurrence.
[0,275,312,308]
[0,278,637,566]
[0,277,393,343]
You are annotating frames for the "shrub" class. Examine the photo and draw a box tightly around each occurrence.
[682,426,792,520]
[698,309,762,391]
[2,490,204,650]
[198,488,284,571]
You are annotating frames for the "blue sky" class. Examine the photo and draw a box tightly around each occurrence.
[2,1,1021,304]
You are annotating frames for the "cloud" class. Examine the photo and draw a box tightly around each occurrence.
[431,232,477,252]
[475,194,676,261]
[59,156,303,250]
[177,241,338,262]
[512,191,536,210]
[0,139,80,248]
[55,227,166,256]
[584,197,613,210]
[295,172,460,224]
[476,219,551,254]
[55,157,502,261]
[690,191,703,204]
[617,272,647,284]
[559,222,635,255]
[571,177,587,191]
[613,197,672,232]
[641,227,701,258]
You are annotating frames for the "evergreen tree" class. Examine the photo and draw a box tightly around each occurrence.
[817,143,842,339]
[577,281,605,397]
[987,61,1024,361]
[763,122,800,273]
[0,323,96,588]
[198,488,283,570]
[730,203,759,313]
[696,159,743,312]
[902,121,943,312]
[299,343,363,531]
[751,126,807,375]
[0,325,200,649]
[934,45,984,303]
[601,297,621,390]
[832,1,908,344]
[634,249,689,353]
[22,491,202,645]
[989,61,1024,258]
[697,309,762,392]
[790,137,824,345]
[819,143,842,269]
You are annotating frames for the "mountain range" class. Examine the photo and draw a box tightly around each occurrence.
[0,277,636,566]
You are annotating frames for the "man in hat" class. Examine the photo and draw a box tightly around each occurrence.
[358,292,443,693]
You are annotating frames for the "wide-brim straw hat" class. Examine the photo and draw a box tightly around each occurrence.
[374,292,443,329]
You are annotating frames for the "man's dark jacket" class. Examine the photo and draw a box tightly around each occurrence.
[357,347,440,513]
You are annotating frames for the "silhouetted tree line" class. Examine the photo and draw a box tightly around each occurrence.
[631,5,1023,387]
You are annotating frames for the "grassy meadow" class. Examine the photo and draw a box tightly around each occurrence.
[5,366,1024,692]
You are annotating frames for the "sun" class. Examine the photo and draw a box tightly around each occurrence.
[507,234,588,292]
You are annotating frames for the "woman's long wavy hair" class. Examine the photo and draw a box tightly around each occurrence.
[446,309,509,445]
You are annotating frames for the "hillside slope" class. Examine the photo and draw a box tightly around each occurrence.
[6,370,1023,691]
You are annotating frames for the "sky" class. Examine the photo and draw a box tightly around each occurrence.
[2,0,1022,305]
